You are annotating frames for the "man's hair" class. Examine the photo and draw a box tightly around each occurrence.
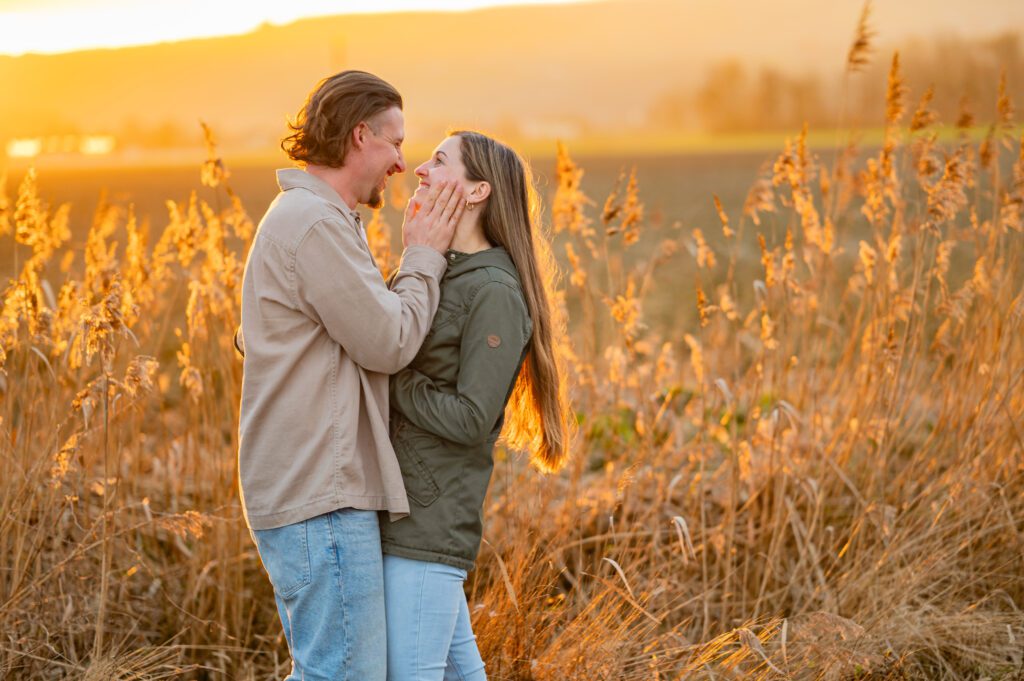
[281,70,402,168]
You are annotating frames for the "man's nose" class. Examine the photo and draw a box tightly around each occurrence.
[394,152,407,174]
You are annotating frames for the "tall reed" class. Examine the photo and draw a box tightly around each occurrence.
[1,63,1022,680]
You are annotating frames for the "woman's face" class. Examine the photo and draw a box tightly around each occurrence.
[413,136,469,201]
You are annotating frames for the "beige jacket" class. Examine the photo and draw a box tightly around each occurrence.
[238,168,446,530]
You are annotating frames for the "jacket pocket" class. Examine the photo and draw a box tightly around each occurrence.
[425,300,462,338]
[252,519,311,599]
[393,429,443,507]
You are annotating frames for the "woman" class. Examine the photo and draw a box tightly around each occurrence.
[381,131,571,681]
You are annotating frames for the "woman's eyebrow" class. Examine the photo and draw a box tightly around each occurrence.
[436,150,448,159]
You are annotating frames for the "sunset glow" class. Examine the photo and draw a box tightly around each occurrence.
[4,135,116,158]
[6,138,42,158]
[0,0,587,56]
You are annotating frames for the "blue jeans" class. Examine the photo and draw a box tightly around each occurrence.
[252,509,387,681]
[383,554,486,681]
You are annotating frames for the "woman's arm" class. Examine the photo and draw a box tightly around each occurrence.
[390,280,531,446]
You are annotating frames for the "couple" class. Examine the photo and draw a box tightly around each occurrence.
[237,70,570,680]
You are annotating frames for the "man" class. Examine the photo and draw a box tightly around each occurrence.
[237,70,464,680]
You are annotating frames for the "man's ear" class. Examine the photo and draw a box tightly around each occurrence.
[469,181,491,204]
[351,121,370,151]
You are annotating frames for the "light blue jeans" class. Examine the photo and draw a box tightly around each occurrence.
[252,509,387,681]
[383,554,487,681]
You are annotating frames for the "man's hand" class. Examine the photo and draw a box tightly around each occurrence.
[402,181,465,253]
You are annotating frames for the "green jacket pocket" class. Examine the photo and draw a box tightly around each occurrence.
[393,429,442,507]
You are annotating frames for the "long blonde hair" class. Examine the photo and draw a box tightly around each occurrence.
[453,131,571,473]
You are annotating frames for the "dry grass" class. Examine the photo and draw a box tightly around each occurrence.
[1,61,1023,679]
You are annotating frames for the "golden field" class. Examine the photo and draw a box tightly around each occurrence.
[1,56,1023,680]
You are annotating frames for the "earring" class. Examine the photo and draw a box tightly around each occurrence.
[466,202,475,211]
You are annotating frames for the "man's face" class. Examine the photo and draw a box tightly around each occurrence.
[360,106,406,209]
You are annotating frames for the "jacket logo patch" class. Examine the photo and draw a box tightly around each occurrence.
[487,334,502,348]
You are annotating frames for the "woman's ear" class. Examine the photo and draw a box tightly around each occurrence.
[469,181,491,204]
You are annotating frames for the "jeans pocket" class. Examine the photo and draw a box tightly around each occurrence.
[253,519,312,599]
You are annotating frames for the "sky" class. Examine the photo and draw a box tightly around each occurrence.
[0,0,590,56]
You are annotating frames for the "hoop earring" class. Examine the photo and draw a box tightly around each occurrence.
[466,202,475,211]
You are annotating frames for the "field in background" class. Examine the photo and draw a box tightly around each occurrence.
[1,149,774,334]
[1,57,1023,680]
[3,135,991,336]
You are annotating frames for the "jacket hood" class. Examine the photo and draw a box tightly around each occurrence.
[443,246,520,281]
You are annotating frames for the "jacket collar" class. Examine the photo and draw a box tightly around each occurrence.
[444,246,519,281]
[276,168,361,225]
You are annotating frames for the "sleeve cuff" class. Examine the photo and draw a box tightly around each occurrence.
[400,245,448,279]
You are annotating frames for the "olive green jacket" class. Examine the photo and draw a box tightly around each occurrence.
[381,246,532,571]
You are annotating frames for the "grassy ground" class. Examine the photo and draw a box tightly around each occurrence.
[1,64,1022,679]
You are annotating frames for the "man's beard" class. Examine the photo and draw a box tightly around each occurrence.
[366,185,384,210]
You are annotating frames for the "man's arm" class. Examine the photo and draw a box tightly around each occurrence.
[294,181,465,374]
[296,220,445,375]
